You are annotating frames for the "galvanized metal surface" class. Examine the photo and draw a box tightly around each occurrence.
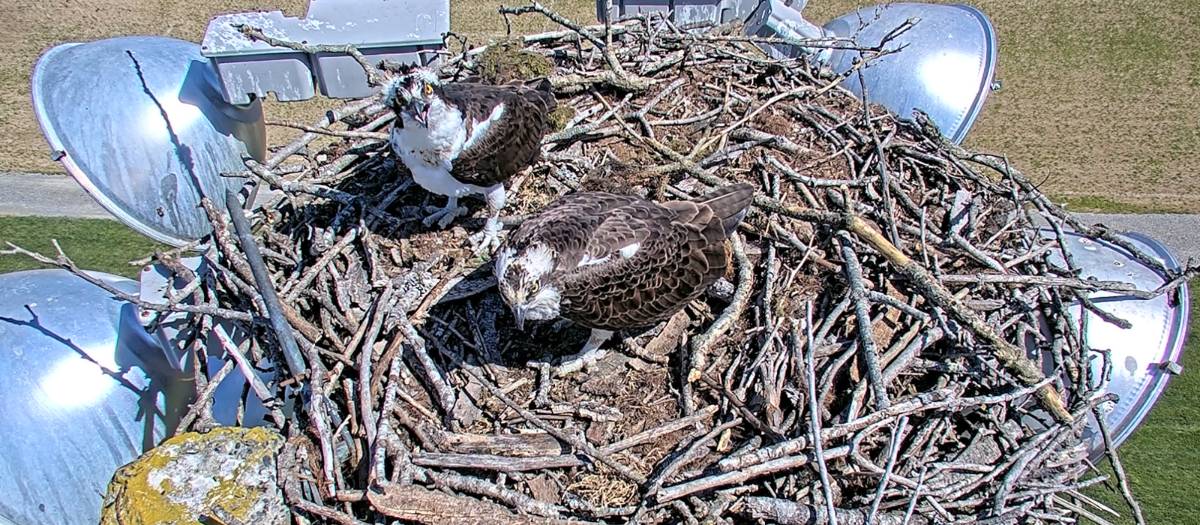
[599,0,758,26]
[822,3,998,144]
[0,265,280,525]
[137,259,279,427]
[30,36,266,247]
[744,0,832,62]
[201,0,449,103]
[1048,231,1190,458]
[0,270,187,525]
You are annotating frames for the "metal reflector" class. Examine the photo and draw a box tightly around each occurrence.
[31,36,266,247]
[1047,230,1189,459]
[822,3,998,144]
[0,270,187,525]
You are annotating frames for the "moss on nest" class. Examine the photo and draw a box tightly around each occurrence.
[548,105,576,131]
[99,427,287,525]
[478,39,553,84]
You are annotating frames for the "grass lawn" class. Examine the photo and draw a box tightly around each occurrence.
[0,216,162,278]
[0,216,1197,522]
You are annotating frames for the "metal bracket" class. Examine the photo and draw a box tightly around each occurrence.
[201,0,450,104]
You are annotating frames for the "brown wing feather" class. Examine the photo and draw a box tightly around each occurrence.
[505,185,753,331]
[558,212,715,329]
[443,82,557,187]
[506,191,643,267]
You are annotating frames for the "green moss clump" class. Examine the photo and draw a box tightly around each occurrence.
[548,106,576,132]
[478,40,553,85]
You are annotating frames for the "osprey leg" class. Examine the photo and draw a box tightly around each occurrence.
[469,183,506,253]
[555,328,614,375]
[423,195,467,229]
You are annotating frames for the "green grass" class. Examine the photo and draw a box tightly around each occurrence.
[1083,282,1200,524]
[1053,195,1160,214]
[0,216,162,278]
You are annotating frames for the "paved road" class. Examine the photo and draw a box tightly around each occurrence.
[1075,213,1200,264]
[0,171,110,219]
[2,171,1199,263]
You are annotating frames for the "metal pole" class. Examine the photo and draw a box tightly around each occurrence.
[224,188,308,378]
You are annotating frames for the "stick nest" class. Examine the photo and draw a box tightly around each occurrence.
[46,6,1189,525]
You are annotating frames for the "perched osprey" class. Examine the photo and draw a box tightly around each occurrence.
[495,183,755,372]
[384,67,557,252]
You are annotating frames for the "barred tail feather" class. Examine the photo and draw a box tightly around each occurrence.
[696,183,755,237]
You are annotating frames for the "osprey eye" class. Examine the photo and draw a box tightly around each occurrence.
[529,282,540,294]
[423,84,433,96]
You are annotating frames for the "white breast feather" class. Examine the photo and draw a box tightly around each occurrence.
[577,240,639,268]
[391,98,493,198]
[578,254,610,267]
[618,242,640,258]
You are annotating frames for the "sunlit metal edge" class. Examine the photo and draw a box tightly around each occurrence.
[945,3,997,144]
[30,42,195,248]
[1107,230,1190,447]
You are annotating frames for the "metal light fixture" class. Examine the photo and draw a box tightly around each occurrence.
[0,270,186,525]
[31,36,267,247]
[606,0,998,143]
[819,2,998,144]
[1048,230,1189,459]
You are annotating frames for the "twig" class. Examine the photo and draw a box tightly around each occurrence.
[805,303,839,522]
[688,233,752,382]
[235,24,387,87]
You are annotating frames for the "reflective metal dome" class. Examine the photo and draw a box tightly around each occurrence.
[822,3,998,144]
[1046,231,1189,458]
[0,269,190,525]
[31,36,267,247]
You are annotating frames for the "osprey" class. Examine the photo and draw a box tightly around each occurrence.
[495,183,755,372]
[384,67,557,252]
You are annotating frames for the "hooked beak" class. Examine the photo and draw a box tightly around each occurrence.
[513,308,526,332]
[407,99,430,127]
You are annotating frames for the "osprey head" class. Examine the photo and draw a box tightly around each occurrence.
[494,243,560,331]
[383,67,442,127]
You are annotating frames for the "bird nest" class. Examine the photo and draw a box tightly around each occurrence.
[16,5,1188,524]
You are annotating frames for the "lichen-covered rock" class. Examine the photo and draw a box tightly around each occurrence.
[99,427,289,525]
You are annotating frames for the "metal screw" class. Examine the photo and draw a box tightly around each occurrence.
[1161,361,1184,375]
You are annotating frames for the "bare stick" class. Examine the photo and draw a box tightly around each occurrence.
[235,25,387,87]
[805,303,839,522]
[2,242,253,321]
[688,233,753,382]
[837,233,890,411]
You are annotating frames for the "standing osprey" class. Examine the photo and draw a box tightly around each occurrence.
[385,67,557,252]
[495,183,755,372]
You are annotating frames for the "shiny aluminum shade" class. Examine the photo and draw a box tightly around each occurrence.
[31,36,267,247]
[0,270,188,525]
[1047,230,1189,458]
[821,3,998,144]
